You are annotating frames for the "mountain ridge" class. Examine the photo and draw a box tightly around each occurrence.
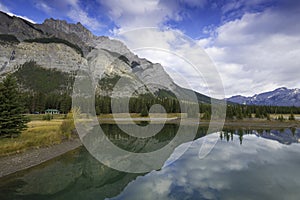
[226,87,300,107]
[0,11,211,104]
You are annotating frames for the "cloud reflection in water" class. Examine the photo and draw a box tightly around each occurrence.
[110,133,300,200]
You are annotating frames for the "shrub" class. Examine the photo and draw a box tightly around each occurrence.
[42,114,53,121]
[289,113,295,120]
[201,111,211,120]
[60,111,75,139]
[140,106,149,117]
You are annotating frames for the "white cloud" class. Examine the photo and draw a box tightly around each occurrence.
[99,0,177,30]
[98,0,206,31]
[104,0,300,98]
[201,4,300,97]
[99,0,226,98]
[35,2,53,14]
[67,7,101,31]
[116,28,225,98]
[6,12,36,24]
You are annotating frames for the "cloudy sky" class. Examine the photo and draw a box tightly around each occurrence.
[0,0,299,97]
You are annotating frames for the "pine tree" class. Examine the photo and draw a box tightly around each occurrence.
[236,106,243,120]
[226,106,234,119]
[255,107,261,118]
[0,75,29,137]
[201,111,211,120]
[140,104,149,117]
[266,113,271,121]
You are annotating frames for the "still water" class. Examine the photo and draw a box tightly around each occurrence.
[1,124,300,200]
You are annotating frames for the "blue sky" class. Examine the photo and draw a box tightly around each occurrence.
[1,0,299,97]
[0,0,278,38]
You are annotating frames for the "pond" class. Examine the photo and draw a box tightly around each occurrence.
[0,124,300,200]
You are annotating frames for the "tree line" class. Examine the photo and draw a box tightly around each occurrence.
[22,92,72,114]
[225,104,299,120]
[1,73,300,138]
[15,90,300,119]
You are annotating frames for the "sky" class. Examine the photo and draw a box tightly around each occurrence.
[0,0,300,97]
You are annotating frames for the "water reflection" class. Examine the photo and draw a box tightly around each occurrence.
[0,124,187,200]
[0,147,143,200]
[220,128,300,145]
[0,125,299,200]
[111,132,300,200]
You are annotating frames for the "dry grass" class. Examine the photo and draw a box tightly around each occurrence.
[0,120,64,157]
[270,114,300,120]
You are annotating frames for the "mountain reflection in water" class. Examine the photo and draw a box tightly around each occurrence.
[0,125,299,200]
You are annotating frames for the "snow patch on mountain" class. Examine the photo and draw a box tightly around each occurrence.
[226,87,300,107]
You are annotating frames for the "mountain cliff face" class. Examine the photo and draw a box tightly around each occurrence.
[0,12,44,40]
[226,87,300,107]
[0,41,86,74]
[0,11,210,103]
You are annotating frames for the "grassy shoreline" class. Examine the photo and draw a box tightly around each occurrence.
[0,113,299,157]
[0,120,64,157]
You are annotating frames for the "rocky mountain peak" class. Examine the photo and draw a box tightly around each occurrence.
[42,18,95,43]
[275,87,288,91]
[0,12,211,103]
[0,11,44,40]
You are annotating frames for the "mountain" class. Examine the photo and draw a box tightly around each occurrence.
[226,87,300,107]
[0,11,211,103]
[254,129,300,145]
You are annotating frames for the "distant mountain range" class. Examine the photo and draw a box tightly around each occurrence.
[226,87,300,107]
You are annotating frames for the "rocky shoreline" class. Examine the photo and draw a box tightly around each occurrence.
[0,139,82,178]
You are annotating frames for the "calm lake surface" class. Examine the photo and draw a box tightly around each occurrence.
[1,124,300,200]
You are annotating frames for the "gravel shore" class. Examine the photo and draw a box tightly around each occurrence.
[0,139,82,178]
